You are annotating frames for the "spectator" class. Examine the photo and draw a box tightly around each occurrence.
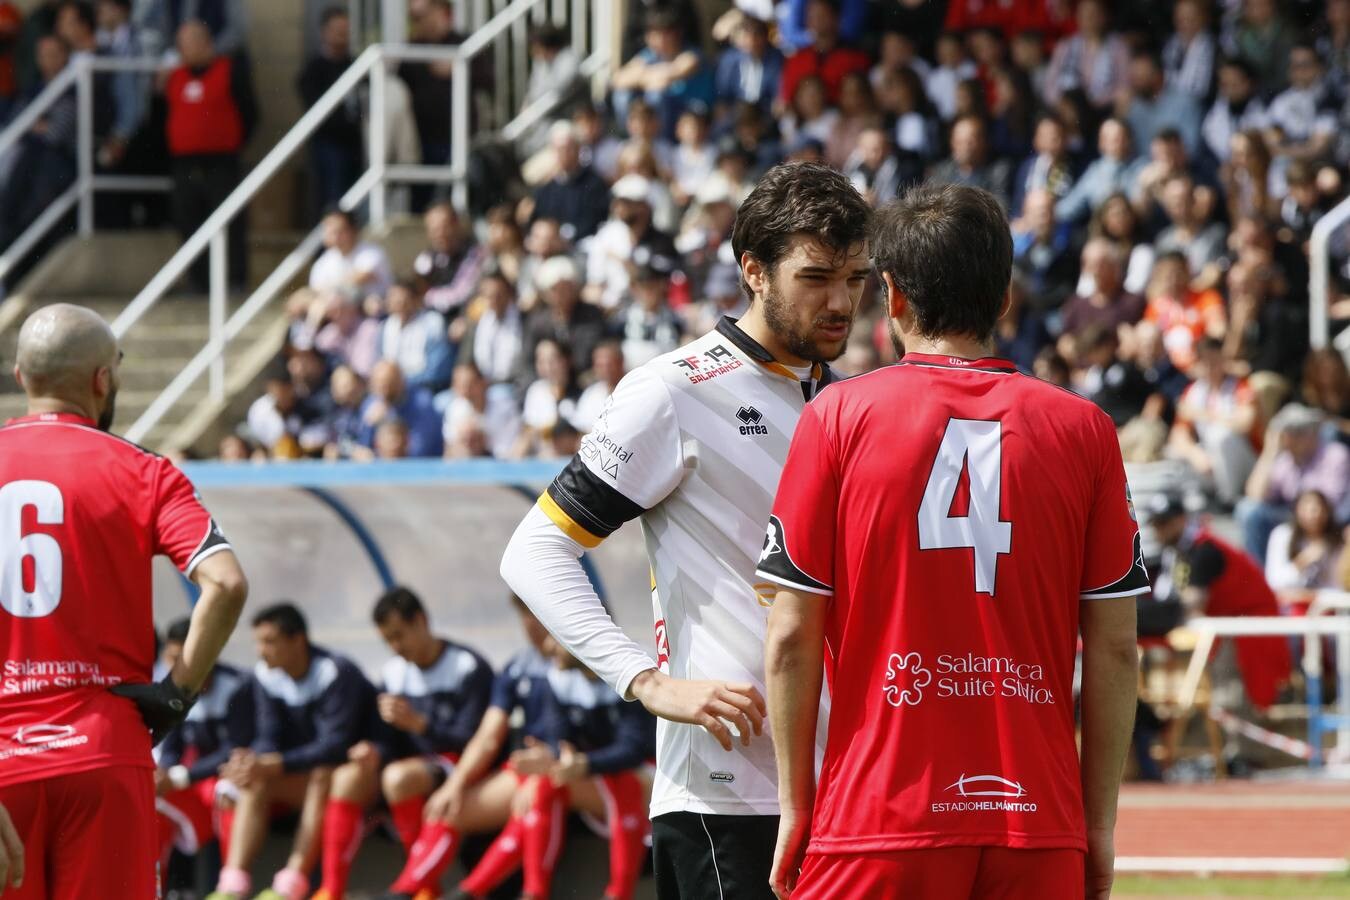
[928,114,1011,209]
[1276,159,1327,248]
[987,65,1038,163]
[1241,403,1350,564]
[414,201,487,315]
[1224,0,1295,95]
[714,10,781,116]
[164,20,255,291]
[1011,189,1078,312]
[1043,0,1128,111]
[1154,174,1228,287]
[1301,348,1350,446]
[925,31,977,122]
[518,338,580,455]
[522,22,578,112]
[1075,323,1153,428]
[618,256,683,366]
[1010,29,1049,100]
[373,419,411,459]
[397,0,464,206]
[1203,58,1268,166]
[777,0,868,108]
[572,341,624,432]
[778,74,837,150]
[824,70,875,170]
[517,216,571,310]
[0,34,74,253]
[1032,346,1072,388]
[460,271,524,385]
[297,7,360,216]
[1060,238,1146,350]
[1056,118,1143,225]
[321,364,366,458]
[993,273,1052,373]
[877,65,938,162]
[584,174,679,310]
[1010,113,1077,218]
[148,0,248,58]
[1130,318,1190,408]
[358,360,444,458]
[843,125,904,207]
[670,106,716,206]
[1221,129,1272,223]
[1266,489,1345,597]
[1168,336,1262,504]
[312,289,380,377]
[380,280,453,393]
[610,6,713,140]
[247,372,314,458]
[1132,129,1196,227]
[619,95,674,170]
[674,173,738,287]
[1161,0,1215,101]
[1322,0,1350,97]
[1120,50,1203,159]
[54,2,113,138]
[1266,44,1338,166]
[524,255,607,382]
[1142,251,1226,373]
[685,260,747,334]
[308,208,394,298]
[442,361,521,458]
[83,0,147,174]
[528,121,611,242]
[1223,259,1308,384]
[0,2,20,121]
[1088,192,1155,296]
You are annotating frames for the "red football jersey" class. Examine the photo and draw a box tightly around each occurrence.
[757,353,1148,855]
[0,413,229,787]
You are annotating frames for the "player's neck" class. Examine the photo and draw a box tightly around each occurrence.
[901,333,997,362]
[736,305,811,368]
[26,396,97,422]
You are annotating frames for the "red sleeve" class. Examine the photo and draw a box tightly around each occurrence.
[1079,412,1150,599]
[154,460,231,575]
[755,401,838,596]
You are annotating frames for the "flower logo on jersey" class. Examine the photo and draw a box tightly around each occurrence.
[759,521,782,564]
[883,652,931,707]
[945,773,1028,798]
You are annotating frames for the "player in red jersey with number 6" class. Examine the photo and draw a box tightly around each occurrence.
[759,185,1146,900]
[0,305,248,899]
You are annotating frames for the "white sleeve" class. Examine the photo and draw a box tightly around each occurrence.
[1263,524,1301,591]
[569,364,684,510]
[500,506,657,699]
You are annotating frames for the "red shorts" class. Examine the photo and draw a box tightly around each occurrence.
[793,846,1085,900]
[0,766,157,900]
[157,776,222,854]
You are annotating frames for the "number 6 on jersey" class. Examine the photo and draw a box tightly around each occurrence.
[917,418,1011,596]
[0,479,65,617]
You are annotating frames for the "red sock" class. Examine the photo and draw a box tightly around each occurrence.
[459,816,525,897]
[599,773,649,900]
[390,819,461,893]
[217,806,236,863]
[320,798,366,896]
[521,777,567,898]
[390,796,427,857]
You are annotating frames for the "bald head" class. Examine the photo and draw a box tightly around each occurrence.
[15,304,120,428]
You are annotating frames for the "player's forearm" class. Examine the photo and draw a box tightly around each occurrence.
[501,507,656,698]
[1078,600,1139,833]
[451,711,509,789]
[766,592,826,816]
[175,552,248,694]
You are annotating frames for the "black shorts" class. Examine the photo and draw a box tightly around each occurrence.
[652,811,778,900]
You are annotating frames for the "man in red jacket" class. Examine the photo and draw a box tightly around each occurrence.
[164,19,257,291]
[777,0,868,107]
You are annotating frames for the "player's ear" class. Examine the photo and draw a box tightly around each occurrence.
[882,271,906,320]
[740,251,764,300]
[12,365,22,390]
[997,287,1014,321]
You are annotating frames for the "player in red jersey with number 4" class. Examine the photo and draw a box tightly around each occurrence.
[0,305,248,899]
[759,186,1146,900]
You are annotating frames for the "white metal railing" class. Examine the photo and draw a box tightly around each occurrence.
[1309,193,1350,354]
[115,0,612,445]
[0,55,171,286]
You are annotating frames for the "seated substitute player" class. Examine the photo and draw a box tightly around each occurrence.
[154,617,256,869]
[313,587,495,900]
[761,183,1146,900]
[206,603,377,900]
[452,633,656,900]
[377,596,563,899]
[500,162,873,898]
[0,303,248,900]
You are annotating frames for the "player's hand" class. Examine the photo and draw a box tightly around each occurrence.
[0,801,22,894]
[378,694,428,735]
[1085,826,1115,900]
[348,741,380,768]
[111,676,195,746]
[425,780,465,823]
[629,669,765,751]
[770,807,811,899]
[550,741,588,786]
[153,767,173,797]
[509,736,558,776]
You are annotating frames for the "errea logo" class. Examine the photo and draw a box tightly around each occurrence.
[736,406,768,436]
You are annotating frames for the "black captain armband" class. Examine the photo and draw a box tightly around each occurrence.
[538,457,645,549]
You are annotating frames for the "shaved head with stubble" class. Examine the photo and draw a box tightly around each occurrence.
[14,303,122,431]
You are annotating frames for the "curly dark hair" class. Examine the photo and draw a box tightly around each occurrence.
[730,162,871,300]
[871,182,1012,343]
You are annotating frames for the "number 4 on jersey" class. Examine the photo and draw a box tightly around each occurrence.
[917,419,1011,596]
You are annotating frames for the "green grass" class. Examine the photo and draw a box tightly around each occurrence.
[1116,875,1350,897]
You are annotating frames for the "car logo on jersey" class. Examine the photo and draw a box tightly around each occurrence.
[883,652,931,707]
[736,406,768,436]
[945,774,1028,798]
[760,521,782,563]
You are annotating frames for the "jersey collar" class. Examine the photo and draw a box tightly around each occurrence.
[897,352,1018,373]
[715,316,834,386]
[4,411,97,428]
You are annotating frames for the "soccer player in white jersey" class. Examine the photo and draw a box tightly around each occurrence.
[500,162,871,898]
